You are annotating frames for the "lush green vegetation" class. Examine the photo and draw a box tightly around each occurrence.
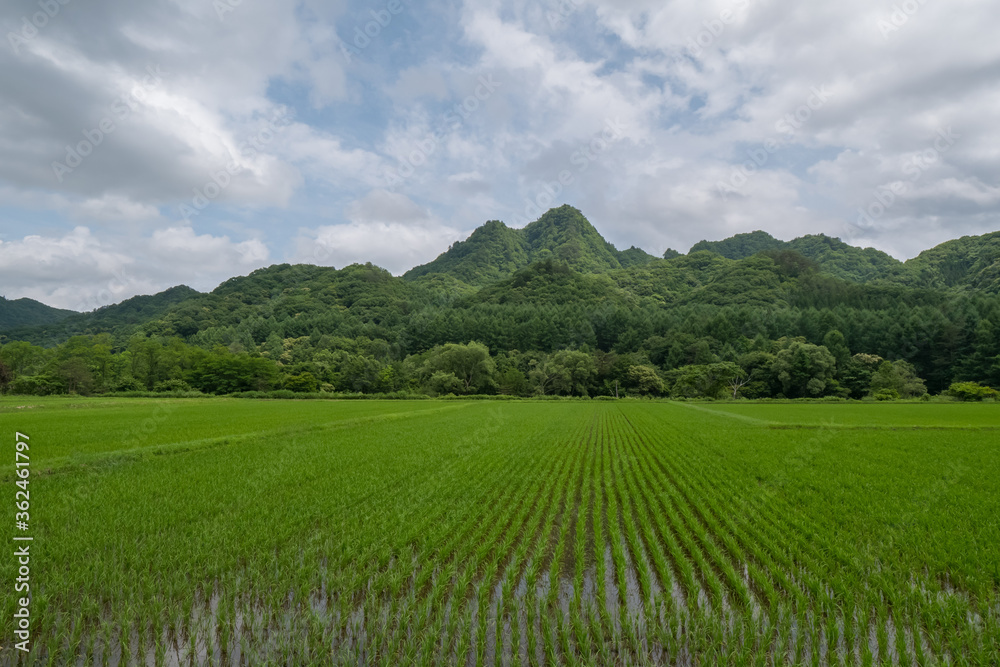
[2,206,999,399]
[0,297,74,330]
[2,398,997,664]
[403,206,656,285]
[1,329,995,403]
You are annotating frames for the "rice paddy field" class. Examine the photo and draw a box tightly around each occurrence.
[2,397,999,665]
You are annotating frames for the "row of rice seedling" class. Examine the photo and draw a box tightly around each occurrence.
[628,412,829,599]
[435,419,587,665]
[2,399,997,664]
[7,403,485,662]
[605,412,674,661]
[336,407,593,665]
[383,437,557,664]
[606,410,746,662]
[530,415,602,666]
[374,408,592,663]
[351,426,544,662]
[621,408,845,662]
[626,402,999,664]
[657,411,949,663]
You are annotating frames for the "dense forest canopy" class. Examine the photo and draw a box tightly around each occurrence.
[0,296,76,330]
[1,205,998,400]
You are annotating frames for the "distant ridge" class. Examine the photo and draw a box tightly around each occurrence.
[3,207,997,397]
[5,207,1000,348]
[688,231,907,283]
[406,206,999,289]
[689,230,785,259]
[905,231,1000,291]
[687,229,1000,287]
[2,285,201,346]
[404,205,657,285]
[0,296,75,331]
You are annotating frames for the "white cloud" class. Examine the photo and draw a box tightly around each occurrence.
[279,122,384,187]
[346,189,431,223]
[452,0,1000,257]
[149,226,270,268]
[0,226,270,311]
[300,222,464,274]
[0,0,342,215]
[0,227,128,278]
[75,195,163,223]
[2,0,1000,308]
[0,227,138,311]
[295,191,464,273]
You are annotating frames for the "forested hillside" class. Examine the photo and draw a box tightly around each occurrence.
[404,205,656,284]
[2,286,201,345]
[0,296,75,330]
[1,206,998,400]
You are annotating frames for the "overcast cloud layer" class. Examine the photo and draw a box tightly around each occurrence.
[2,0,999,309]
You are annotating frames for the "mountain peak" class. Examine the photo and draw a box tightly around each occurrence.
[522,205,623,271]
[689,230,784,259]
[467,219,512,240]
[404,205,655,285]
[523,204,593,233]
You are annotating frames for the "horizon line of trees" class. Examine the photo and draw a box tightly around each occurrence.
[2,331,997,401]
[6,256,1000,397]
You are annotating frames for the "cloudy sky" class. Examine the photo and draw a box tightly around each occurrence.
[2,0,999,310]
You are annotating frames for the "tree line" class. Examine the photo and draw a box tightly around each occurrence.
[2,330,996,400]
[3,232,999,400]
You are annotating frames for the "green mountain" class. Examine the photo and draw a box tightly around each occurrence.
[690,231,907,283]
[404,219,529,285]
[785,235,907,283]
[904,231,1000,292]
[2,206,999,397]
[147,262,429,343]
[471,259,634,307]
[689,228,1000,289]
[405,205,656,285]
[689,230,785,259]
[521,205,640,271]
[9,211,1000,349]
[0,296,76,331]
[5,285,201,346]
[619,246,661,268]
